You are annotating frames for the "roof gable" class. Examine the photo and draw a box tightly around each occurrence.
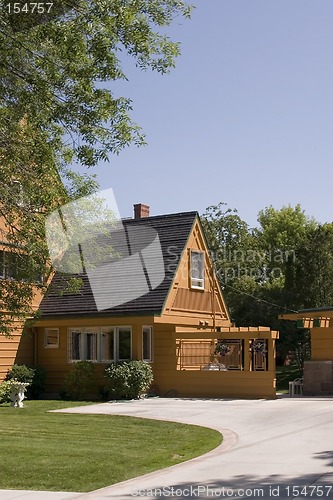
[162,217,230,322]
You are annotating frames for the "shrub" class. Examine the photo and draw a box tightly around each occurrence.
[62,361,96,400]
[0,381,12,404]
[27,366,47,399]
[5,364,46,399]
[104,361,153,400]
[6,364,34,385]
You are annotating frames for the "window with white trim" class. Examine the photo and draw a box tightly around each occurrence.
[190,250,205,290]
[100,327,115,362]
[117,326,132,361]
[142,326,153,362]
[68,327,131,362]
[69,330,82,361]
[44,328,59,348]
[85,330,98,361]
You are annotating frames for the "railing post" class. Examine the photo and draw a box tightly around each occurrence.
[268,337,275,371]
[244,338,250,371]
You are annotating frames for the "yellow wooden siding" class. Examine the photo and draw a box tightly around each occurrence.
[154,370,276,398]
[152,327,277,399]
[311,327,333,360]
[35,317,154,394]
[0,322,34,381]
[162,219,230,326]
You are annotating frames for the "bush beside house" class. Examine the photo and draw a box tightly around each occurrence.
[104,361,153,400]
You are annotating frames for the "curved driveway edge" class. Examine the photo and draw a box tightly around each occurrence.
[52,396,333,500]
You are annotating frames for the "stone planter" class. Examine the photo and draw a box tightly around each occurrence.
[8,381,30,408]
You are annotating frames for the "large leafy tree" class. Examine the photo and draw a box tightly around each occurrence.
[0,0,191,333]
[202,203,322,366]
[289,223,333,309]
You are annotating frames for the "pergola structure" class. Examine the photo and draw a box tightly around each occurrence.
[151,326,280,399]
[280,307,333,395]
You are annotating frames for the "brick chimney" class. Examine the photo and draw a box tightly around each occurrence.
[134,203,150,219]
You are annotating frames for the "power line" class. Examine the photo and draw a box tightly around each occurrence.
[218,276,298,314]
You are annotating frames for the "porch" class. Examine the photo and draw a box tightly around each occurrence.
[153,326,279,399]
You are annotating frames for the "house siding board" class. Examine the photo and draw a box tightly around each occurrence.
[311,326,333,360]
[162,219,230,322]
[154,371,276,398]
[39,212,197,318]
[0,323,34,381]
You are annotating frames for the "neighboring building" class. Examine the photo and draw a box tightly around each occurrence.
[0,217,44,380]
[1,204,279,398]
[280,307,333,396]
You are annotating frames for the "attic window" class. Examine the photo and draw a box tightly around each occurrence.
[190,250,204,290]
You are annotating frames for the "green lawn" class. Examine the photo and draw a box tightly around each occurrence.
[0,400,222,492]
[276,364,303,393]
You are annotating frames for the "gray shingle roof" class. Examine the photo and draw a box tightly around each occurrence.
[39,211,197,318]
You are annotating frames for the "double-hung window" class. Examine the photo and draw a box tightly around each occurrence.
[117,326,132,361]
[68,326,131,362]
[100,327,115,362]
[142,326,153,362]
[190,250,205,290]
[68,328,98,362]
[70,330,82,361]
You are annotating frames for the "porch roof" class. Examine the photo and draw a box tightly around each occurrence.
[279,306,333,321]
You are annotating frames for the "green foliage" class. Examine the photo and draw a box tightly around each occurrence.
[0,381,12,403]
[104,361,153,400]
[276,364,303,392]
[27,366,47,399]
[5,364,46,399]
[5,364,34,384]
[0,0,192,334]
[0,0,192,166]
[289,224,333,308]
[202,202,322,365]
[62,361,96,400]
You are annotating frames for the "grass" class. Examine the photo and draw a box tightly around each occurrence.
[0,400,222,492]
[276,364,302,393]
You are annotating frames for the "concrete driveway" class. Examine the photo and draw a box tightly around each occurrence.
[2,396,333,499]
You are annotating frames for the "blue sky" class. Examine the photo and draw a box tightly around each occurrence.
[87,0,333,228]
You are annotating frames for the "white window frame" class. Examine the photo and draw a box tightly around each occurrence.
[117,326,132,361]
[68,329,82,361]
[67,326,132,363]
[83,328,98,362]
[190,250,205,290]
[100,327,115,363]
[44,328,59,349]
[142,326,153,362]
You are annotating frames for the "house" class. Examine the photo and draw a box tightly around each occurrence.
[280,307,333,395]
[0,216,44,381]
[2,204,279,398]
